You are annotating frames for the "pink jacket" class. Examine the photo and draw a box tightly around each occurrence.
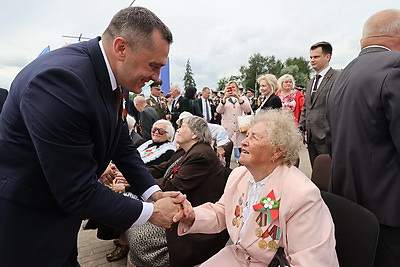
[178,165,339,266]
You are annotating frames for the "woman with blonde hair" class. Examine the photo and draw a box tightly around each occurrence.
[256,74,282,113]
[276,74,305,125]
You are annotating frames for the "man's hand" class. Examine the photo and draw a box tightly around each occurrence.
[148,197,181,228]
[150,190,183,202]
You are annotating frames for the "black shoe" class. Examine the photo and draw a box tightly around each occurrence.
[106,245,129,262]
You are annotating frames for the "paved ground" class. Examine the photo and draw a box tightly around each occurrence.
[77,145,312,266]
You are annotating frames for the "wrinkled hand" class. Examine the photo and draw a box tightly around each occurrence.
[173,199,195,226]
[149,197,182,229]
[99,163,116,185]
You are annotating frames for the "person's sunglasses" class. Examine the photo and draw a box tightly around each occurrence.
[152,127,167,135]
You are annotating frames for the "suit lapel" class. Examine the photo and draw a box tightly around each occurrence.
[311,68,333,107]
[86,37,119,155]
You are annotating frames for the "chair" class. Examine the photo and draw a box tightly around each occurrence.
[311,154,332,191]
[321,191,379,267]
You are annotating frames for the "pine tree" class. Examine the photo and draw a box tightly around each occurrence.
[183,59,196,88]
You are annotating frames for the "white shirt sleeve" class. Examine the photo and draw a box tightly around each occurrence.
[130,184,160,226]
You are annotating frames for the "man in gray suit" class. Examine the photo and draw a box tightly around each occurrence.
[299,41,340,167]
[326,9,400,267]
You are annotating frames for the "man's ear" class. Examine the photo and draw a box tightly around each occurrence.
[113,37,128,61]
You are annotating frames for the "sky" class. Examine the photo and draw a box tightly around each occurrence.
[0,1,398,91]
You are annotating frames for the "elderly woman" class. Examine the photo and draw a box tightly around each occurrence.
[178,109,338,266]
[216,81,251,154]
[256,74,282,113]
[126,115,229,267]
[137,119,176,166]
[276,74,305,125]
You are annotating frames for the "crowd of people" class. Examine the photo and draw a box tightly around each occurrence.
[0,5,399,267]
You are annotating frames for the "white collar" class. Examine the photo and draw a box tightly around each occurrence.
[98,40,118,91]
[315,66,330,78]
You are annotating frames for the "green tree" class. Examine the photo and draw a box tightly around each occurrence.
[239,54,284,91]
[282,57,311,87]
[183,59,196,88]
[216,75,241,91]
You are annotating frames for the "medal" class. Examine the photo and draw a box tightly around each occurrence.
[236,217,242,227]
[255,227,263,237]
[238,193,244,205]
[258,239,267,250]
[268,240,278,250]
[232,218,237,227]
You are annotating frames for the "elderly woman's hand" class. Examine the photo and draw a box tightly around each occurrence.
[99,163,116,185]
[174,199,195,226]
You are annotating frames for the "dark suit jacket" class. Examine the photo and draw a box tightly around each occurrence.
[0,88,8,113]
[326,47,400,226]
[196,98,217,123]
[259,94,282,110]
[0,37,157,265]
[149,142,229,266]
[140,105,160,141]
[300,67,340,142]
[171,95,189,128]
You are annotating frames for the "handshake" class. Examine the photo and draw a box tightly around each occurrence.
[148,191,195,229]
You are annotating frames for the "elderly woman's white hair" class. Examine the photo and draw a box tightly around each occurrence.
[277,74,296,91]
[181,116,212,145]
[252,109,302,166]
[152,119,175,141]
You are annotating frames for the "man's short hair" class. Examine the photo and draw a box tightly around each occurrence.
[103,6,173,51]
[310,41,333,56]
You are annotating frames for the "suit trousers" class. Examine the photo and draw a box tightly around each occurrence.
[374,224,400,267]
[307,134,329,167]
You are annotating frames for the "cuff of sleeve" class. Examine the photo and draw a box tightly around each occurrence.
[141,185,161,202]
[132,202,154,226]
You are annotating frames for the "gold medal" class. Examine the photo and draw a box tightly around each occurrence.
[232,218,237,227]
[268,240,278,250]
[236,217,242,227]
[255,227,263,237]
[258,239,267,250]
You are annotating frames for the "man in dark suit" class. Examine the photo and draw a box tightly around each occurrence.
[170,84,189,129]
[196,86,217,124]
[134,95,160,141]
[245,87,258,112]
[0,7,186,266]
[0,88,8,113]
[299,41,340,167]
[326,9,400,267]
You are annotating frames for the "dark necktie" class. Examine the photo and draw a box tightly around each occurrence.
[205,99,210,122]
[311,74,321,102]
[114,87,122,114]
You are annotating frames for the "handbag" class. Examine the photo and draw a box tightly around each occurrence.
[237,104,254,133]
[237,114,253,132]
[268,247,290,267]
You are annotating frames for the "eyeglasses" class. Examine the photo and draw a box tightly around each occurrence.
[152,127,167,135]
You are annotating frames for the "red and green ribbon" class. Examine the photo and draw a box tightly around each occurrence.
[253,190,280,223]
